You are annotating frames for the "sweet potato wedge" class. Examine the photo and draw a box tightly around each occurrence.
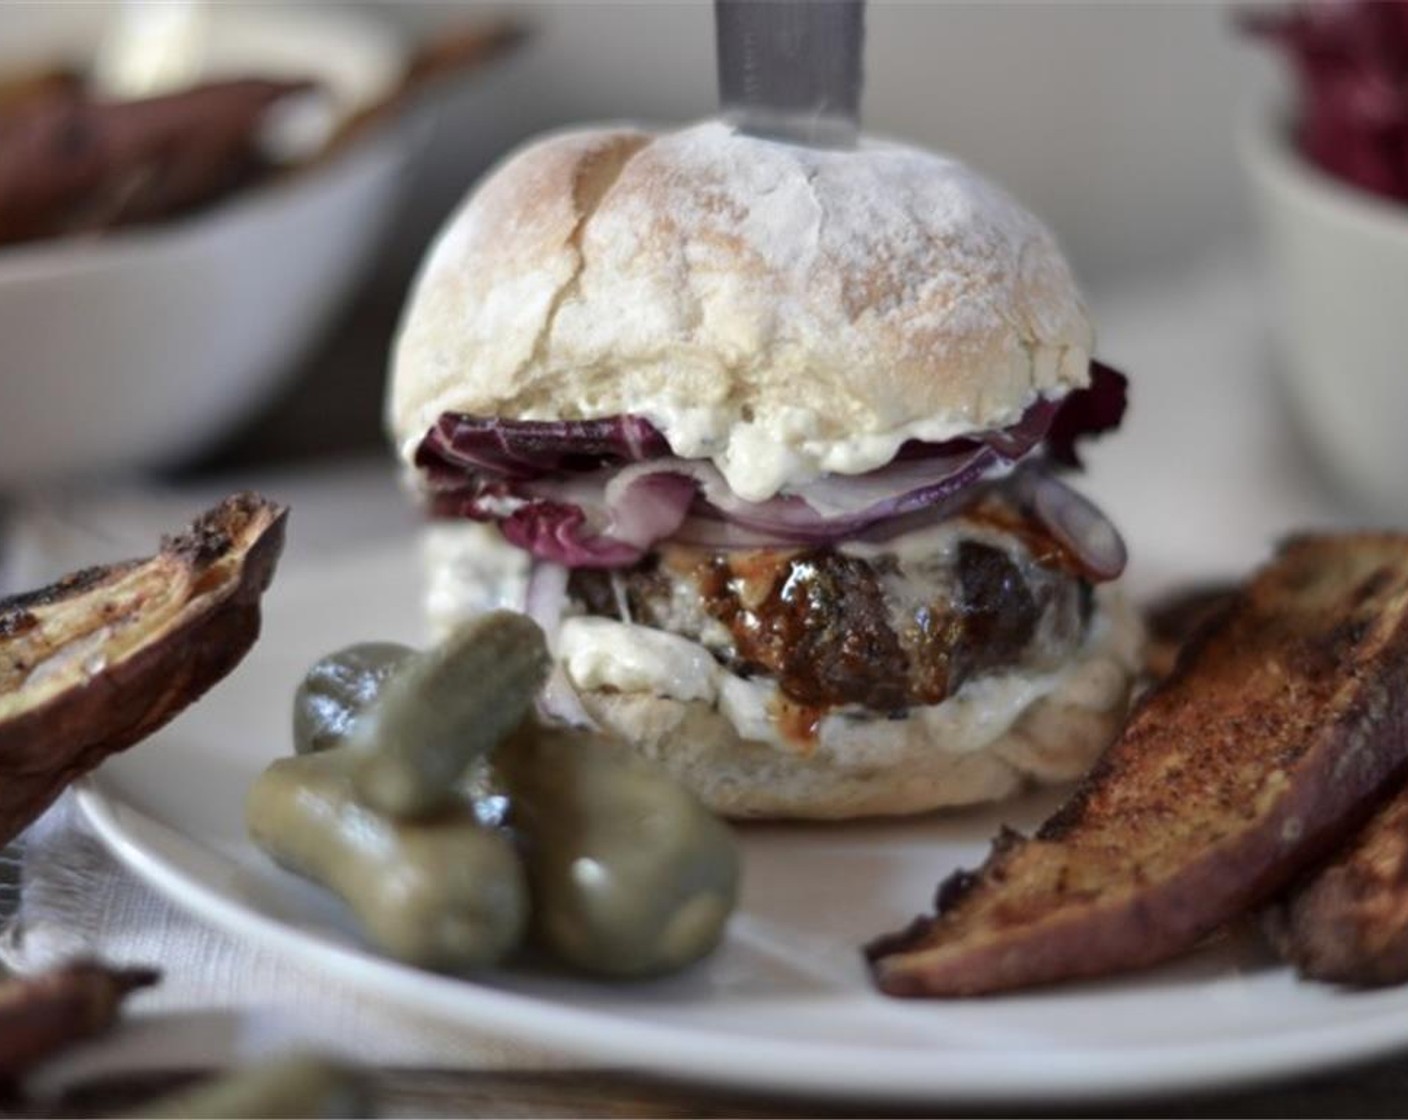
[1151,580,1408,987]
[1264,782,1408,987]
[867,534,1408,997]
[0,493,286,844]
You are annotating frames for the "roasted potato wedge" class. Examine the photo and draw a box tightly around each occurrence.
[0,492,286,843]
[867,534,1408,997]
[1265,781,1408,987]
[1136,576,1408,988]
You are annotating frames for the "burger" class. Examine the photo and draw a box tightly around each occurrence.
[388,121,1142,820]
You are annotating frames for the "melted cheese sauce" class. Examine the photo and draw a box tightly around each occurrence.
[646,397,1043,503]
[559,617,718,703]
[555,591,1141,754]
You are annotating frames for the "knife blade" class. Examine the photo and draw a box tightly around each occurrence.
[715,0,864,149]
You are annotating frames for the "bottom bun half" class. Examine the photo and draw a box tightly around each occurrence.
[570,591,1142,819]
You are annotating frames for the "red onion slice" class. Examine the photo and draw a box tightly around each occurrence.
[541,447,1005,553]
[599,470,698,547]
[500,503,642,568]
[501,470,697,568]
[1021,470,1127,581]
[788,449,996,517]
[669,513,807,550]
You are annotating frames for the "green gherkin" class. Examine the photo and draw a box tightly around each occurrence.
[350,611,549,818]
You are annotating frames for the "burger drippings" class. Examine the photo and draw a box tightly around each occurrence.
[770,694,826,755]
[694,548,919,713]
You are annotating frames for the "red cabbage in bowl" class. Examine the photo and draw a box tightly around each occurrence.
[1243,1,1408,203]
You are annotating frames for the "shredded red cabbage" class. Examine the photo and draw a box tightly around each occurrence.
[500,501,642,567]
[414,362,1128,569]
[424,414,670,480]
[1046,361,1127,468]
[1243,1,1408,203]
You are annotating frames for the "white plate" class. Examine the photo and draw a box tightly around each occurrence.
[76,542,1408,1107]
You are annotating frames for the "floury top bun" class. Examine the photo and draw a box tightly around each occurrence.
[389,120,1094,502]
[388,120,1141,820]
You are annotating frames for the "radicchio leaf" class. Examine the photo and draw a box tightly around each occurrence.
[1045,361,1128,468]
[420,414,670,480]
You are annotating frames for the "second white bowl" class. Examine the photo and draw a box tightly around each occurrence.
[0,5,414,486]
[1241,106,1408,518]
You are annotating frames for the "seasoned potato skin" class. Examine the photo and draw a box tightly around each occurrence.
[0,493,286,845]
[868,534,1408,997]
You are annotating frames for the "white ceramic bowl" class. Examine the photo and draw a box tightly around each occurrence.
[0,6,412,485]
[1240,107,1408,517]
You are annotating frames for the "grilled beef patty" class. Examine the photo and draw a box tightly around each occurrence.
[568,501,1093,713]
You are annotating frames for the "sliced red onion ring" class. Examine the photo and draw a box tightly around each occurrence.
[786,449,997,517]
[669,512,806,551]
[597,471,696,547]
[501,502,642,568]
[456,449,1012,564]
[1020,470,1127,581]
[520,447,1008,558]
[500,470,697,568]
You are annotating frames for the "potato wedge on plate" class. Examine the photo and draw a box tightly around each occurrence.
[0,492,286,843]
[868,534,1408,996]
